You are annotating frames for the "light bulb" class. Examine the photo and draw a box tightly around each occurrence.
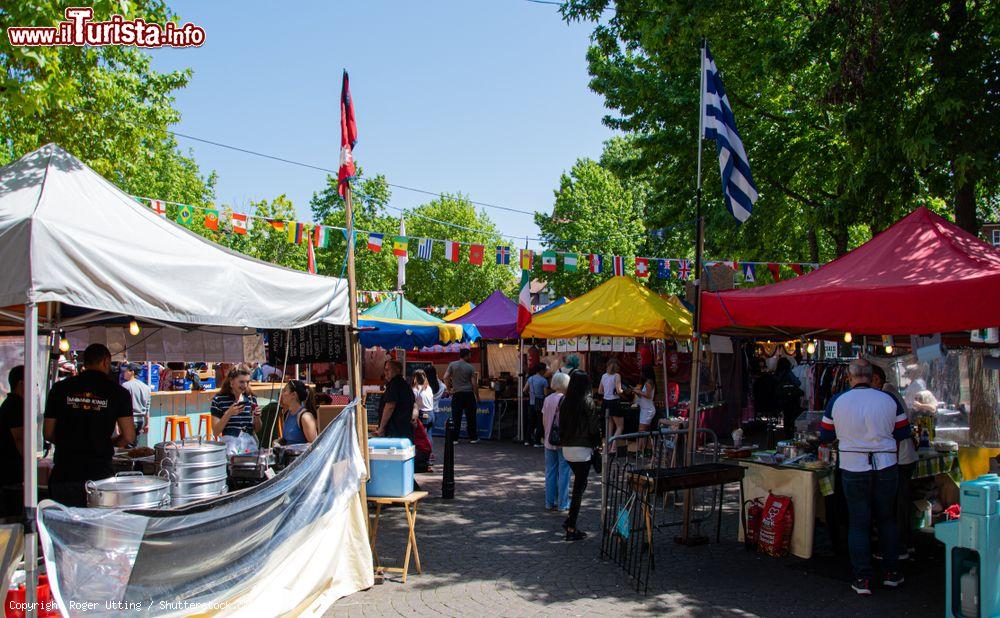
[58,338,70,353]
[806,341,816,355]
[128,319,141,336]
[885,345,893,354]
[844,332,853,343]
[499,342,504,349]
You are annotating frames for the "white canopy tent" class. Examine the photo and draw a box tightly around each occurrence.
[0,144,352,614]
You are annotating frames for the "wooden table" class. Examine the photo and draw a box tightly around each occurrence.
[367,491,428,583]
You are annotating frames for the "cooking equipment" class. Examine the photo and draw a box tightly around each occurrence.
[275,443,310,469]
[155,438,228,507]
[85,472,171,509]
[228,449,275,479]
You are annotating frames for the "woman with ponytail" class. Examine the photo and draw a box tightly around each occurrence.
[279,379,319,444]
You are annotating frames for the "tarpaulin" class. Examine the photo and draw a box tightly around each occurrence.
[0,144,349,328]
[37,404,373,616]
[520,276,692,339]
[442,302,474,322]
[362,297,443,322]
[700,207,1000,337]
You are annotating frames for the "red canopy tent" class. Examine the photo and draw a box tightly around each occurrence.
[701,207,1000,338]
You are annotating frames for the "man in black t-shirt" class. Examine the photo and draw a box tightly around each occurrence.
[0,365,25,517]
[375,360,415,442]
[44,344,136,507]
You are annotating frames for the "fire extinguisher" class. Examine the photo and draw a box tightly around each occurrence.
[743,498,764,551]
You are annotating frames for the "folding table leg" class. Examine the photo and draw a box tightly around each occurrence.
[407,502,422,574]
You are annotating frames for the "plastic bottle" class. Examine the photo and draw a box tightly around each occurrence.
[960,566,979,618]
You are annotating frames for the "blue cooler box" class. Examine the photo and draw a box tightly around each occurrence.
[367,437,415,497]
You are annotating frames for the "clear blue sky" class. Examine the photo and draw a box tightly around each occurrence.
[149,0,616,246]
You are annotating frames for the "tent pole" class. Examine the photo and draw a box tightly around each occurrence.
[343,184,370,527]
[662,339,670,412]
[23,303,39,617]
[517,339,524,443]
[683,37,708,541]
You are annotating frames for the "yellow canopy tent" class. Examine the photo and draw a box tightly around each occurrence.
[443,301,474,322]
[520,276,693,339]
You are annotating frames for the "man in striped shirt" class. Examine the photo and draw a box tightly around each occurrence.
[819,359,911,595]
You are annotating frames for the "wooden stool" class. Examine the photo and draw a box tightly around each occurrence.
[196,414,215,440]
[163,415,192,441]
[367,491,428,583]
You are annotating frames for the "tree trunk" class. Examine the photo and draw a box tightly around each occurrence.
[954,174,978,234]
[832,228,850,257]
[807,228,819,263]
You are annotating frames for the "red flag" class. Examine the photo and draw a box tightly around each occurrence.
[444,241,460,262]
[469,244,484,266]
[307,235,317,274]
[767,263,781,282]
[231,213,248,235]
[790,264,804,276]
[635,257,650,278]
[338,71,358,197]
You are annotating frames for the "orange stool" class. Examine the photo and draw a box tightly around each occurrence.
[197,414,215,440]
[163,415,193,441]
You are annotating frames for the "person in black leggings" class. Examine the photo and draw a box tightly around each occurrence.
[557,370,600,541]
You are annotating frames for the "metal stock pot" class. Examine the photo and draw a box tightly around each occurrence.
[154,438,227,466]
[85,472,171,509]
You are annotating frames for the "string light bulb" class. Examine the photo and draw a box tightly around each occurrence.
[806,341,816,355]
[843,332,853,343]
[58,336,70,353]
[885,345,894,354]
[499,342,504,349]
[128,319,141,336]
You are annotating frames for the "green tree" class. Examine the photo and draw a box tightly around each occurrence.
[221,195,306,270]
[404,195,517,307]
[0,0,214,207]
[561,0,997,261]
[535,156,645,297]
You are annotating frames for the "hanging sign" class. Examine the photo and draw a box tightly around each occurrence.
[265,324,348,364]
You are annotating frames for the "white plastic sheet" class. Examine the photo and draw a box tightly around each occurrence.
[37,403,373,616]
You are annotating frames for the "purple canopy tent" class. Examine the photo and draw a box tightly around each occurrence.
[447,290,518,340]
[447,290,523,439]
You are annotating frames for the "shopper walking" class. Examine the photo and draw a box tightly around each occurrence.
[444,349,479,443]
[559,370,600,541]
[598,359,624,442]
[819,359,912,595]
[541,371,571,512]
[523,363,549,447]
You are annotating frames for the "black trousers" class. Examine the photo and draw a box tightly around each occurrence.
[451,392,479,440]
[525,402,543,444]
[566,460,591,530]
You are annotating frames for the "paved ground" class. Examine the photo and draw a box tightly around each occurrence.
[328,439,945,617]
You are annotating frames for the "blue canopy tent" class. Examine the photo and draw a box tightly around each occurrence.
[358,316,480,350]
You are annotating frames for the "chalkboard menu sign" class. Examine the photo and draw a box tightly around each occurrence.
[266,324,348,364]
[405,361,434,379]
[365,392,383,426]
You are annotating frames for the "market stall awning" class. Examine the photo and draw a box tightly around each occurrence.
[448,291,518,340]
[362,296,443,322]
[0,144,348,328]
[700,207,1000,337]
[521,276,693,339]
[443,302,474,321]
[358,316,480,349]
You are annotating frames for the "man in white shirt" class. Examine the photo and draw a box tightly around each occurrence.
[120,363,152,438]
[819,359,911,595]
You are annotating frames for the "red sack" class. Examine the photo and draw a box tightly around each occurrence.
[757,493,794,557]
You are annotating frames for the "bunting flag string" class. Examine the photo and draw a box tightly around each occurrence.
[131,195,821,281]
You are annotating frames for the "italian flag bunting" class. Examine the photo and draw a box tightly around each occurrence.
[516,269,532,334]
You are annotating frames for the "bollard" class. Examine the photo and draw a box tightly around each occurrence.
[442,419,455,499]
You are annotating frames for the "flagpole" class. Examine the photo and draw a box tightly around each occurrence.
[682,37,708,543]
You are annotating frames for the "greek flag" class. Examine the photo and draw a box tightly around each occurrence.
[703,44,758,223]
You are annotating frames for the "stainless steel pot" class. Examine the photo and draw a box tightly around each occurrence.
[85,472,171,509]
[170,484,228,507]
[159,457,228,482]
[154,439,227,467]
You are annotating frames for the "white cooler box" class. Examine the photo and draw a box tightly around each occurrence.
[367,437,415,497]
